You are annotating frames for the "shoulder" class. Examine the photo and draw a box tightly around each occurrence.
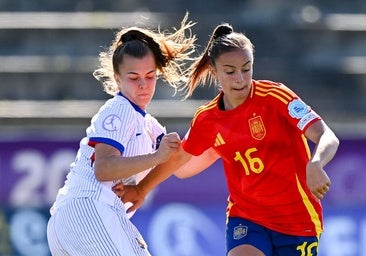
[191,95,220,126]
[253,79,298,104]
[91,96,136,125]
[99,95,136,115]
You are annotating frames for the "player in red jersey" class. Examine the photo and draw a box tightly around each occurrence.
[114,23,339,255]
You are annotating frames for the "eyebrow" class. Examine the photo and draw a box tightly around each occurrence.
[223,60,251,68]
[127,70,156,75]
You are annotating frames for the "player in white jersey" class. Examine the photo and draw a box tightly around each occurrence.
[47,13,196,255]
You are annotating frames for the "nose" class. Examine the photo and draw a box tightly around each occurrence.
[138,78,147,88]
[236,73,244,83]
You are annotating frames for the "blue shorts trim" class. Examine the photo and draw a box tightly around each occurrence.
[226,217,319,255]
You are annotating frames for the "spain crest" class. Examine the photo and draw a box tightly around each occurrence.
[248,115,266,140]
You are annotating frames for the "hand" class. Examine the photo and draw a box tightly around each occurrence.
[112,183,146,213]
[306,161,331,200]
[155,132,181,163]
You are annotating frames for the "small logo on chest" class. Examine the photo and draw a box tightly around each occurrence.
[214,132,225,147]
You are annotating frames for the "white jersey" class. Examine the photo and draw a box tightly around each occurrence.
[48,93,159,255]
[50,93,165,215]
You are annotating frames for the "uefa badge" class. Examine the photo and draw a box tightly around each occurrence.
[288,99,310,119]
[102,114,122,132]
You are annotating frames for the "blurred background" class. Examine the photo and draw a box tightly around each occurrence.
[0,0,365,255]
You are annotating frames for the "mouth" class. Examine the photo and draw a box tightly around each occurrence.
[138,93,151,98]
[232,86,247,91]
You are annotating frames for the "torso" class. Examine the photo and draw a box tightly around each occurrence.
[182,80,323,236]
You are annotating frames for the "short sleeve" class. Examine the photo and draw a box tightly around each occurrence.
[87,98,136,154]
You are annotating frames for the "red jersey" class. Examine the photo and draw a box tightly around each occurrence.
[182,80,323,236]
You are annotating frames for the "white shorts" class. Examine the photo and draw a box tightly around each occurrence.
[47,198,151,256]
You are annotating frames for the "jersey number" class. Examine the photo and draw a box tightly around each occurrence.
[297,241,318,256]
[234,147,264,175]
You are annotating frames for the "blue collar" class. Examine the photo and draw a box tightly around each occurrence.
[117,92,146,117]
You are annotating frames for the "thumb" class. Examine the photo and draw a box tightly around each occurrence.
[126,200,143,213]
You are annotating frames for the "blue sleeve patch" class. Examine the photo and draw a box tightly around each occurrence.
[288,99,310,119]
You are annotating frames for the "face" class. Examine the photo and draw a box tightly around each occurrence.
[212,48,253,110]
[114,52,157,110]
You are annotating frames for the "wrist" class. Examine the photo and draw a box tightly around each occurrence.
[137,182,150,198]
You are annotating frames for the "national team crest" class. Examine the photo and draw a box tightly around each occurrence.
[248,115,266,140]
[233,225,248,240]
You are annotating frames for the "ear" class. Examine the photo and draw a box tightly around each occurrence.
[209,65,217,77]
[114,73,121,84]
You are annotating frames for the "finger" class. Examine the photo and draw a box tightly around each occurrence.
[319,184,330,194]
[112,183,124,191]
[168,142,181,148]
[113,189,125,198]
[313,186,329,200]
[312,191,323,200]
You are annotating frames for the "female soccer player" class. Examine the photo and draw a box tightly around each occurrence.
[116,23,340,255]
[46,14,196,255]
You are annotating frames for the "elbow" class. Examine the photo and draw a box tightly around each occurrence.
[328,129,340,151]
[94,160,109,182]
[334,134,340,148]
[332,134,340,152]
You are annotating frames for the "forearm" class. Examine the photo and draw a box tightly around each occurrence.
[138,150,192,196]
[94,152,163,181]
[174,147,220,178]
[310,126,339,167]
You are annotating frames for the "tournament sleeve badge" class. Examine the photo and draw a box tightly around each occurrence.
[288,99,310,119]
[288,99,319,131]
[102,114,122,132]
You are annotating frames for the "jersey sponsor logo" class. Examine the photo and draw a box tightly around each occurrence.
[214,132,225,147]
[102,114,122,131]
[248,115,266,140]
[233,225,248,240]
[288,99,310,119]
[297,112,318,131]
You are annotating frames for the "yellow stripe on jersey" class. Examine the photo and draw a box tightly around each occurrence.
[191,96,218,126]
[256,80,298,98]
[255,91,289,104]
[255,81,296,104]
[295,174,323,235]
[301,134,311,159]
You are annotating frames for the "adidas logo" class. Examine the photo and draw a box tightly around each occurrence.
[214,132,225,146]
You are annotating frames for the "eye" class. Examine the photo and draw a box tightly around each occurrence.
[146,74,156,80]
[224,69,235,75]
[128,76,139,81]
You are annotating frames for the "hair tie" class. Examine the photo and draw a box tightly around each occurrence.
[120,30,147,43]
[213,24,233,39]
